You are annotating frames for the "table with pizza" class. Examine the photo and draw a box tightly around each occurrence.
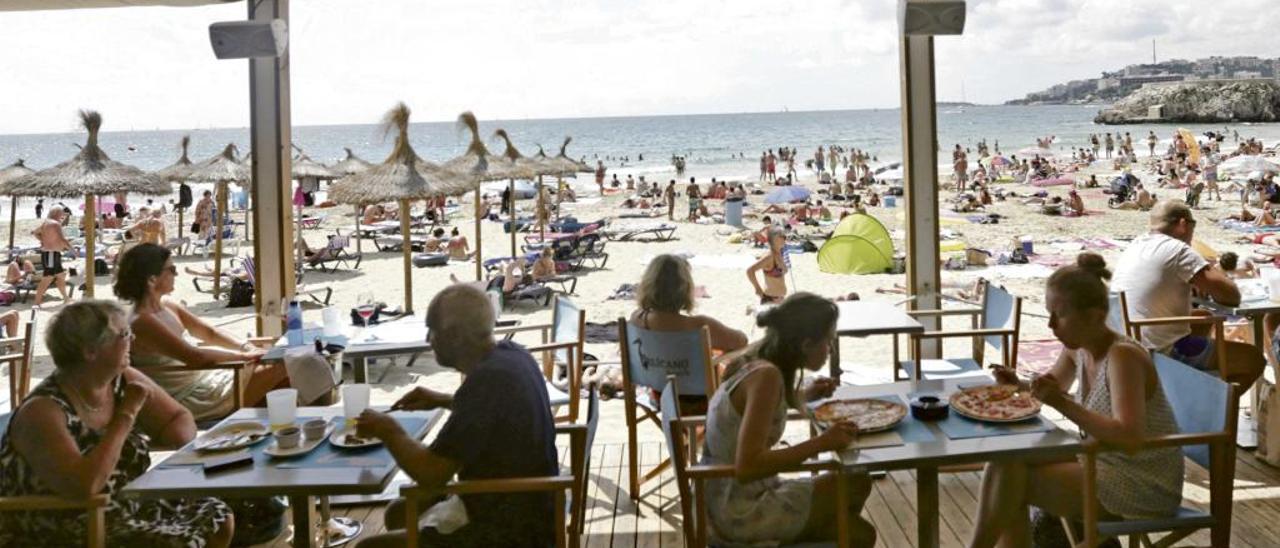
[828,299,926,381]
[809,376,1080,548]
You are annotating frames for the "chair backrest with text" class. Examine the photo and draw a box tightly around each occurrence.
[619,319,715,400]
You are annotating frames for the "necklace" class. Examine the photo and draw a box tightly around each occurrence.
[61,377,106,414]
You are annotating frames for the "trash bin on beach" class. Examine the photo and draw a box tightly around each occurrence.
[725,198,744,227]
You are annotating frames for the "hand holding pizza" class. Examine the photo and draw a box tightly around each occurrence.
[1031,373,1066,407]
[816,421,859,452]
[991,365,1020,386]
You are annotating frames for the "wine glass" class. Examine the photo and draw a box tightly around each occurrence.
[355,292,376,328]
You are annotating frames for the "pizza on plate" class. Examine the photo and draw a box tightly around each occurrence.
[949,384,1041,422]
[812,398,907,433]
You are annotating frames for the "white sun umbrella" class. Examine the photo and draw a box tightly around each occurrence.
[186,143,250,299]
[0,159,35,251]
[0,111,170,297]
[328,103,471,314]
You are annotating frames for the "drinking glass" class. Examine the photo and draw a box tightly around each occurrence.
[266,388,298,431]
[356,292,376,328]
[342,384,371,426]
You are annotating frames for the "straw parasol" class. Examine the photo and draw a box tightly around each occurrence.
[186,143,250,298]
[441,112,505,281]
[154,135,195,238]
[329,148,374,176]
[533,136,593,235]
[0,159,35,252]
[491,129,554,257]
[0,111,169,297]
[329,102,466,314]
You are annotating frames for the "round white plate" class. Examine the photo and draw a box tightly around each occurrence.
[329,423,382,449]
[194,422,270,452]
[264,425,334,458]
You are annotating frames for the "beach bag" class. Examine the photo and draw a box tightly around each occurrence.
[94,258,109,276]
[965,248,991,266]
[178,183,193,209]
[0,291,14,306]
[228,497,287,546]
[227,278,254,308]
[1256,377,1280,466]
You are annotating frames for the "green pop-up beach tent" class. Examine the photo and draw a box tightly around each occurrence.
[817,213,894,274]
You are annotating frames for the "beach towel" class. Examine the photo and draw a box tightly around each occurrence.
[1029,176,1074,187]
[1029,253,1073,268]
[1219,220,1280,233]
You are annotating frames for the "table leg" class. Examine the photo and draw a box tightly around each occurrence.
[289,494,316,548]
[352,356,368,384]
[829,336,843,381]
[917,466,939,548]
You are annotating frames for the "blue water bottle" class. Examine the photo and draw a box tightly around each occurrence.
[286,300,303,346]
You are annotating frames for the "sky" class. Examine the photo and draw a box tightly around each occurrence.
[1,0,1277,134]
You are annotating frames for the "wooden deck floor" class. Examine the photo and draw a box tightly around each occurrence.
[249,438,1280,548]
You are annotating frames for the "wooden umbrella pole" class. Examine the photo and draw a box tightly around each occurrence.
[538,176,546,240]
[400,198,413,314]
[474,187,482,282]
[84,194,97,298]
[213,182,227,298]
[177,207,184,240]
[244,190,251,242]
[295,202,304,268]
[7,196,16,253]
[509,179,517,258]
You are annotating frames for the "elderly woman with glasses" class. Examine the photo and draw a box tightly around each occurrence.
[114,243,286,421]
[0,300,234,546]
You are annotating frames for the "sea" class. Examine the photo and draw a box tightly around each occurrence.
[3,104,1279,219]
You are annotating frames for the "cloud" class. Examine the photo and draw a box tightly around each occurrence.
[0,0,1276,133]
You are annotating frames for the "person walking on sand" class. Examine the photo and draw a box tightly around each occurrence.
[767,150,777,182]
[1104,132,1114,159]
[1147,131,1158,157]
[33,198,44,220]
[759,152,768,182]
[594,161,606,193]
[32,208,73,306]
[665,180,677,221]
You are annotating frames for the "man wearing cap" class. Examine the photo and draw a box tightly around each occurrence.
[1112,201,1265,387]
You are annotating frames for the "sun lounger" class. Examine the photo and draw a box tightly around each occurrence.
[296,214,326,230]
[307,234,363,273]
[602,222,677,242]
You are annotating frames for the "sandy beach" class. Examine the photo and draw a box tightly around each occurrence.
[4,153,1261,395]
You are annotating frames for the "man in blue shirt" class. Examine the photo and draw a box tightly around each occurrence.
[355,285,558,547]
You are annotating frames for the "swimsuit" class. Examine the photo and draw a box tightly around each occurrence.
[39,250,63,276]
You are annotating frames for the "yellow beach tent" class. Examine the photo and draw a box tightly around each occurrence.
[817,213,895,274]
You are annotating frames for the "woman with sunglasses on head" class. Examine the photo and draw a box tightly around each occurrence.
[115,243,286,421]
[0,300,233,546]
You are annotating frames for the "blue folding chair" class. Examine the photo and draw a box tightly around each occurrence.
[618,320,715,501]
[496,295,586,423]
[1075,352,1239,547]
[900,280,1022,380]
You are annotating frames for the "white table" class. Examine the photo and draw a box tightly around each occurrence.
[829,300,926,381]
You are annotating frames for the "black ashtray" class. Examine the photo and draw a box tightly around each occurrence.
[910,395,949,421]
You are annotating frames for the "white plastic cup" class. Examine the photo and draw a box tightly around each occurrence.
[266,388,298,430]
[322,307,343,337]
[342,384,371,420]
[1268,273,1280,302]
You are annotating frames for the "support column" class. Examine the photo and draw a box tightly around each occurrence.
[248,0,295,337]
[83,194,96,298]
[899,34,942,357]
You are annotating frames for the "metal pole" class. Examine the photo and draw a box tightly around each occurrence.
[248,0,295,337]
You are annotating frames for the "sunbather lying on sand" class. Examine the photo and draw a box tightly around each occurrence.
[450,258,526,293]
[1218,252,1258,279]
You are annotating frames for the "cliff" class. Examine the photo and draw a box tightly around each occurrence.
[1094,80,1280,124]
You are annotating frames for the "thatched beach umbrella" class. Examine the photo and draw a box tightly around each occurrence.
[329,147,374,176]
[154,135,195,239]
[329,103,465,314]
[0,159,35,252]
[0,111,169,297]
[187,143,250,298]
[290,153,339,265]
[441,112,503,281]
[491,129,552,257]
[533,137,592,235]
